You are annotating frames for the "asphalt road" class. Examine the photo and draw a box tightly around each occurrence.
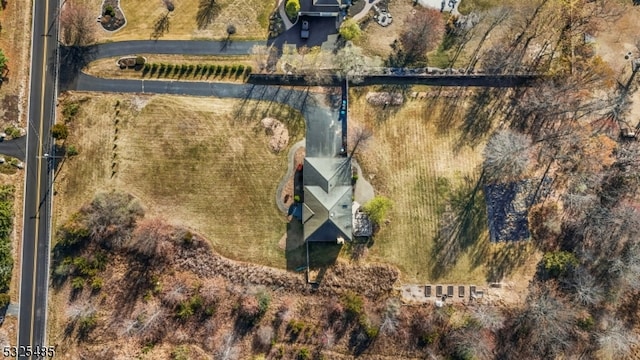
[88,39,265,59]
[17,0,59,358]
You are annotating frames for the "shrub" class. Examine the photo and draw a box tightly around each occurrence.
[78,314,97,335]
[293,195,301,203]
[180,64,188,74]
[341,291,364,320]
[0,49,7,72]
[0,293,9,308]
[143,63,151,75]
[67,145,78,156]
[339,19,362,41]
[62,102,80,119]
[4,126,20,138]
[51,123,69,140]
[230,64,238,76]
[150,63,158,74]
[159,63,166,74]
[237,64,245,74]
[166,64,174,73]
[187,65,194,75]
[285,0,300,20]
[173,65,180,75]
[104,5,115,17]
[362,196,392,225]
[540,251,578,279]
[207,64,215,75]
[222,65,229,76]
[90,277,103,290]
[176,301,194,320]
[257,290,271,316]
[171,345,189,360]
[135,56,145,65]
[288,320,305,336]
[297,347,310,360]
[183,231,193,244]
[71,277,84,290]
[215,65,222,75]
[578,315,594,330]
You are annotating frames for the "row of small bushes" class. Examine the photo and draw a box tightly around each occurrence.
[141,63,252,80]
[0,185,14,308]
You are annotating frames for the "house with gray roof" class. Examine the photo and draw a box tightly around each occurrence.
[300,0,346,18]
[303,157,352,242]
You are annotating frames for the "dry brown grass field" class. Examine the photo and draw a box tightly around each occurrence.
[54,94,304,268]
[76,0,273,42]
[349,88,539,285]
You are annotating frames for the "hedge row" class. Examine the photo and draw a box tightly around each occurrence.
[141,63,252,80]
[0,185,14,308]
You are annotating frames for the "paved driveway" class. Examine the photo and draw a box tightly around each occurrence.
[268,16,340,49]
[0,136,26,161]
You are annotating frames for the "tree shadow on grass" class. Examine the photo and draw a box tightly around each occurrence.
[485,242,534,283]
[430,173,489,279]
[196,0,222,30]
[455,88,507,151]
[151,12,170,40]
[232,86,308,139]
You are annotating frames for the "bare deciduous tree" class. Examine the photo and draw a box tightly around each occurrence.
[470,304,505,332]
[597,318,639,359]
[60,2,96,46]
[483,129,533,183]
[254,325,274,349]
[127,218,175,262]
[83,192,144,249]
[390,7,444,67]
[348,124,373,159]
[509,285,576,357]
[162,282,188,308]
[564,269,603,306]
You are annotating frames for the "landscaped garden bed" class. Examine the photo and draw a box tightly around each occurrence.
[99,0,126,31]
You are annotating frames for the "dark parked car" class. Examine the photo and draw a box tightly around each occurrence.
[301,20,310,39]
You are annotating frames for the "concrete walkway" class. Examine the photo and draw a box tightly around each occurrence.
[352,159,375,204]
[6,303,19,316]
[276,138,305,214]
[353,0,384,21]
[278,0,295,30]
